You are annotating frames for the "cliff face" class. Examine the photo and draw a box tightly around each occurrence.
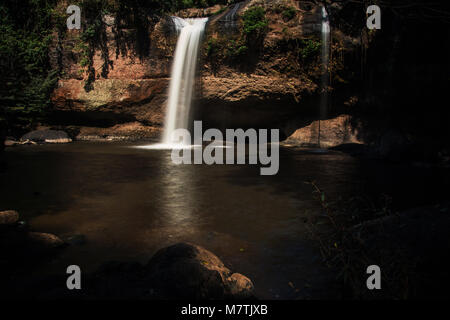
[50,12,176,140]
[50,0,360,145]
[197,0,360,144]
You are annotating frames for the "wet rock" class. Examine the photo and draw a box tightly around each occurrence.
[283,115,361,148]
[227,273,255,299]
[0,210,19,225]
[4,138,19,147]
[21,130,72,144]
[74,122,161,141]
[146,242,255,299]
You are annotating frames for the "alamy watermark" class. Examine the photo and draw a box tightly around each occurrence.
[367,5,381,30]
[66,265,81,290]
[169,121,280,176]
[66,5,81,30]
[366,265,381,290]
[65,4,381,31]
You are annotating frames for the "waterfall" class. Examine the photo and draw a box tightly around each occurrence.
[220,2,243,31]
[162,17,208,145]
[318,7,330,147]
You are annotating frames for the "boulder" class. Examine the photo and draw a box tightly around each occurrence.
[283,115,361,148]
[0,210,19,225]
[146,243,255,299]
[227,273,255,299]
[21,130,72,144]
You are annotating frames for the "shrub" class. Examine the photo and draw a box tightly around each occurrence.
[0,0,59,127]
[225,40,248,59]
[282,6,296,21]
[206,38,220,57]
[242,6,268,36]
[299,39,321,60]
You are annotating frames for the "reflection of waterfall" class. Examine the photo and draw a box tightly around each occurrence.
[163,17,208,145]
[318,6,330,147]
[159,153,197,237]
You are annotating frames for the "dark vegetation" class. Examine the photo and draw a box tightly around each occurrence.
[308,181,450,299]
[0,0,231,134]
[327,0,450,161]
[0,0,61,132]
[206,6,269,72]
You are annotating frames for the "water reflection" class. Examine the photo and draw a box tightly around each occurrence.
[158,151,198,238]
[1,142,449,298]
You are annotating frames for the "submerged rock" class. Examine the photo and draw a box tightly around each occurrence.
[146,242,255,299]
[63,234,86,246]
[27,232,65,249]
[21,130,72,144]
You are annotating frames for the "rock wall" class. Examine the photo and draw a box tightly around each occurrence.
[50,13,177,140]
[283,115,361,148]
[50,0,360,145]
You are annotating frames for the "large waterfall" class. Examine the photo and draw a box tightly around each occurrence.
[162,17,208,145]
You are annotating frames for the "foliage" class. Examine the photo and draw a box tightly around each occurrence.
[298,39,321,60]
[205,6,268,72]
[225,40,248,59]
[282,6,296,21]
[242,6,268,37]
[0,0,235,131]
[306,181,419,299]
[206,38,219,57]
[0,0,59,128]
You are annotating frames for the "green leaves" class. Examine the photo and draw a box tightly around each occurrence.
[282,6,296,21]
[0,1,58,125]
[242,6,268,36]
[298,39,321,61]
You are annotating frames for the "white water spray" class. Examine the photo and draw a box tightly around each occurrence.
[162,17,208,145]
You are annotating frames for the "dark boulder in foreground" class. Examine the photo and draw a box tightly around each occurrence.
[145,243,255,300]
[0,210,65,260]
[83,243,255,300]
[1,239,255,300]
[21,130,72,144]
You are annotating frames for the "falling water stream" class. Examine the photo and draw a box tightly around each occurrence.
[162,17,208,145]
[318,7,330,147]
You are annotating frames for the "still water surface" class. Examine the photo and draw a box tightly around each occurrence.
[1,142,448,299]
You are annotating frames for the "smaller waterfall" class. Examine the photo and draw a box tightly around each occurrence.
[318,7,330,147]
[163,17,208,145]
[220,2,243,30]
